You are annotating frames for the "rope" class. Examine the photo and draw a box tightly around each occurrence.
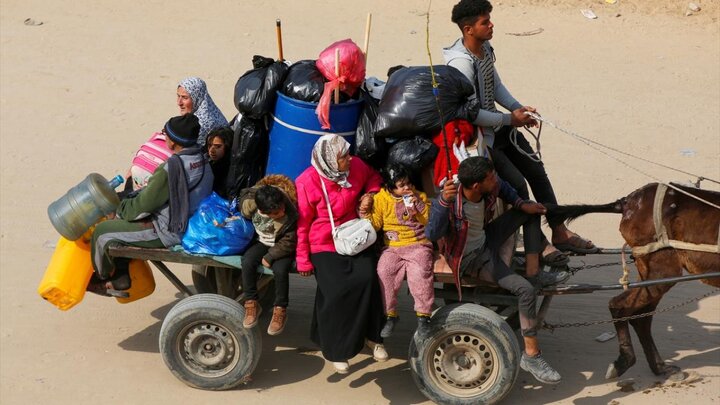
[619,243,631,290]
[526,112,720,210]
[509,125,543,163]
[526,112,720,186]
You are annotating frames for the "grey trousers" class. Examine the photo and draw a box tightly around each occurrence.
[91,219,164,279]
[460,208,541,337]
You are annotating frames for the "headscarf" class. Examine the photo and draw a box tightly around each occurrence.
[178,77,229,146]
[311,134,352,188]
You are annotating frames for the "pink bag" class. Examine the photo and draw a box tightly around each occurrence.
[130,132,173,189]
[315,39,366,129]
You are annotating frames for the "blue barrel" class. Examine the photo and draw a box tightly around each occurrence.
[266,92,364,180]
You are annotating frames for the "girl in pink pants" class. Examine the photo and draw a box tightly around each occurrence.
[364,164,435,338]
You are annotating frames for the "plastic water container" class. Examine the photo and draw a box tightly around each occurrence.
[115,260,156,304]
[38,237,94,311]
[266,92,364,180]
[48,174,124,241]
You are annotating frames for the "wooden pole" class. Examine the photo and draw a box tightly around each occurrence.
[363,13,372,61]
[334,48,340,104]
[276,19,284,62]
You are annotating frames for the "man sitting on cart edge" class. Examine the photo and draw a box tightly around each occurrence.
[425,156,568,385]
[89,114,214,296]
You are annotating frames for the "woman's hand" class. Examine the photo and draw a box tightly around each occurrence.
[299,269,313,277]
[358,193,374,216]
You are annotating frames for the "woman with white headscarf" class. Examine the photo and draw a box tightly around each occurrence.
[295,134,387,374]
[177,77,228,146]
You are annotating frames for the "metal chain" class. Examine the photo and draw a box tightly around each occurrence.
[565,259,635,275]
[542,288,720,331]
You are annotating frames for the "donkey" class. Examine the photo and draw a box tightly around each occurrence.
[547,182,720,379]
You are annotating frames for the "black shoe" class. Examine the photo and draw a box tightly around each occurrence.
[529,270,570,288]
[416,315,431,337]
[381,316,398,338]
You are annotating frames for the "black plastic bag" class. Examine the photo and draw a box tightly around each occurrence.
[355,89,381,162]
[386,137,439,173]
[234,56,288,119]
[374,65,480,139]
[281,60,325,102]
[225,116,268,198]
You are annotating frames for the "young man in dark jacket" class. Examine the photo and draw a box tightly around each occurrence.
[425,156,568,385]
[238,175,298,335]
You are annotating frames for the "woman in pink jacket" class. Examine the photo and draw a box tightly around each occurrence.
[295,134,387,374]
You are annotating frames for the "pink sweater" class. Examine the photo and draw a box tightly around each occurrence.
[295,158,382,272]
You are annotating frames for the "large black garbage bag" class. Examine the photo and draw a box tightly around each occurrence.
[234,56,289,119]
[225,116,268,198]
[374,65,480,139]
[386,137,438,173]
[281,60,325,102]
[355,89,384,165]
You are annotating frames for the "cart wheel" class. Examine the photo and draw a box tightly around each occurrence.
[409,303,520,405]
[159,294,262,390]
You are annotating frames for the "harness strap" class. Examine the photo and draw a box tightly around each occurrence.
[632,184,720,256]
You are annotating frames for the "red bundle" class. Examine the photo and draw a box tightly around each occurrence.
[315,39,366,129]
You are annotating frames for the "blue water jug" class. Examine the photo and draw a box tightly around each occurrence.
[48,174,124,241]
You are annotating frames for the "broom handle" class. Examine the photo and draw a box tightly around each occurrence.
[276,19,284,61]
[363,13,372,61]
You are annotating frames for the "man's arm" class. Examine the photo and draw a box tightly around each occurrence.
[117,165,169,221]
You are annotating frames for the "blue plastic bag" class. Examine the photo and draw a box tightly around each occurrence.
[181,192,254,256]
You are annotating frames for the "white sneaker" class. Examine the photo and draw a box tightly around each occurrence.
[332,361,349,374]
[366,341,389,362]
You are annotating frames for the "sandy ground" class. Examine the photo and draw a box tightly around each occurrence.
[1,0,718,404]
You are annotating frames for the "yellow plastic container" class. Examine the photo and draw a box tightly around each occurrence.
[38,237,94,311]
[116,260,156,304]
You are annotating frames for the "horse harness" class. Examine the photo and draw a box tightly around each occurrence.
[631,183,720,257]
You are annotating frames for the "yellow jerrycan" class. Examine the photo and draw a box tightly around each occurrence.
[38,237,94,311]
[115,260,156,304]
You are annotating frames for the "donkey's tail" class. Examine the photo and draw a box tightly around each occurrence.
[545,198,625,225]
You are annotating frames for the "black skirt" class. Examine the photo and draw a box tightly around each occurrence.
[310,249,385,361]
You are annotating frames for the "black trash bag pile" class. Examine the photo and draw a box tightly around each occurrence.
[234,55,289,119]
[374,65,480,139]
[354,88,387,168]
[386,137,438,173]
[281,60,325,103]
[226,116,269,198]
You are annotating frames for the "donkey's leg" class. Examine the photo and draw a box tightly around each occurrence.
[629,296,681,377]
[606,289,639,379]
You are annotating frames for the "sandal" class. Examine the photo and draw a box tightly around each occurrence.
[553,235,599,254]
[541,250,569,267]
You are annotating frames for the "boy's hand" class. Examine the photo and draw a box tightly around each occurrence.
[261,258,270,268]
[441,180,458,203]
[520,201,546,215]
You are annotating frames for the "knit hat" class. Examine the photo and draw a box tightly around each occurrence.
[164,114,201,147]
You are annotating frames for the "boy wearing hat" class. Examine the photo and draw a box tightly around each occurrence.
[89,114,214,295]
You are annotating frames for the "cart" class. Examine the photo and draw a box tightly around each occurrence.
[107,245,720,404]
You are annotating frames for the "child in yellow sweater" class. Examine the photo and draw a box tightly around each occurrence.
[364,164,434,337]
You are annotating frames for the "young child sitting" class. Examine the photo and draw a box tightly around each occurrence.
[363,164,435,337]
[238,175,298,335]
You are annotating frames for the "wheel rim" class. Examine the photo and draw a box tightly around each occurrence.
[425,331,501,398]
[176,321,241,378]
